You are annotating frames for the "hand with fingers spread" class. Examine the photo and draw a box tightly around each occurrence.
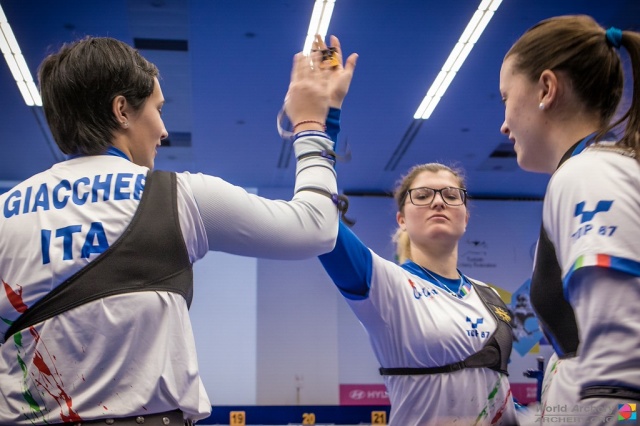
[313,34,358,109]
[284,35,358,133]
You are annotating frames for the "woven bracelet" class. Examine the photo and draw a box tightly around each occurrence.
[293,120,327,132]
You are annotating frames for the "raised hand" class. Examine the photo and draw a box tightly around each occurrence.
[313,35,358,109]
[284,49,331,132]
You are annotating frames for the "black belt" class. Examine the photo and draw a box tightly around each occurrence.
[63,410,193,426]
[581,385,640,401]
[379,345,503,376]
[380,361,465,375]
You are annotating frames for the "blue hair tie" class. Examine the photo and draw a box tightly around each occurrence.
[605,27,622,49]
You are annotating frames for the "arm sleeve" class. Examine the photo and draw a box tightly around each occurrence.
[184,132,338,260]
[319,221,373,299]
[566,267,640,389]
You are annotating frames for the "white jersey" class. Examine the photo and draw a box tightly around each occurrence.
[0,133,338,425]
[539,353,581,416]
[347,252,517,426]
[542,144,640,404]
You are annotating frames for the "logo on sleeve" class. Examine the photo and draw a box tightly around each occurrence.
[574,200,613,223]
[571,200,617,241]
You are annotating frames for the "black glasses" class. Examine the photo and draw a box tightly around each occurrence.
[405,187,467,206]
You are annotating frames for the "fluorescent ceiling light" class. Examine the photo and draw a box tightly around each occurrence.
[0,4,42,107]
[414,0,502,119]
[303,0,336,55]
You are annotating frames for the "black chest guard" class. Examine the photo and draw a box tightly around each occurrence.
[4,170,193,343]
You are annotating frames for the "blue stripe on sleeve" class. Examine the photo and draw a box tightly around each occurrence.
[319,221,373,300]
[326,107,341,148]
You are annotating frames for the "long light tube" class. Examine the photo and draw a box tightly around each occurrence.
[414,0,502,119]
[0,4,42,106]
[303,0,336,55]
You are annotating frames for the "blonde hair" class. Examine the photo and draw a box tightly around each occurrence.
[392,163,467,264]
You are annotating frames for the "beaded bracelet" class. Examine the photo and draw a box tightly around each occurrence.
[293,120,327,132]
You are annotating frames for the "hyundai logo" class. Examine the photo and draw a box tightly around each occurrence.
[349,390,366,400]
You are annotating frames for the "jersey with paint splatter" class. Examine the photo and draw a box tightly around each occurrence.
[0,132,338,425]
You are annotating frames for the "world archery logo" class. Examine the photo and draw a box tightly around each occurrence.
[618,403,636,423]
[574,200,613,223]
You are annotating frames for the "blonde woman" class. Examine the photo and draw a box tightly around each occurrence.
[319,163,517,425]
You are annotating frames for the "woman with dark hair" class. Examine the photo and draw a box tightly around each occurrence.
[0,35,357,425]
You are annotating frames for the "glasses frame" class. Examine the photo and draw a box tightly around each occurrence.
[405,186,468,206]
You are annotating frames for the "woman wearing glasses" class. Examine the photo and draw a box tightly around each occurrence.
[319,163,517,426]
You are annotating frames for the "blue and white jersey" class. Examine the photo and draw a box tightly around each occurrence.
[538,353,581,421]
[0,132,338,425]
[542,143,640,403]
[0,155,211,424]
[545,144,640,283]
[320,223,517,426]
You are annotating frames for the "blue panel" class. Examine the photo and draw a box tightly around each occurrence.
[201,405,390,425]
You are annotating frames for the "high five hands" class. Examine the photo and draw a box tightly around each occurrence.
[314,35,358,109]
[285,35,358,132]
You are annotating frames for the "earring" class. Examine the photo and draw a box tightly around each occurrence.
[539,103,545,110]
[122,121,129,128]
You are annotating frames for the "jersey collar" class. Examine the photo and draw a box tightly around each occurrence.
[67,146,131,161]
